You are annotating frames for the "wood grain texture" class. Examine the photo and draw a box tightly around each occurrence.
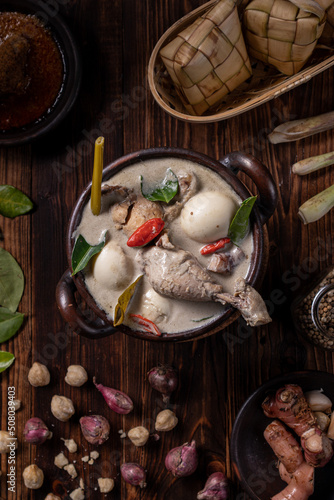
[0,0,334,499]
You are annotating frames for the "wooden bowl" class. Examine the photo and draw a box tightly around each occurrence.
[56,148,277,342]
[231,370,334,500]
[148,0,334,123]
[0,0,82,146]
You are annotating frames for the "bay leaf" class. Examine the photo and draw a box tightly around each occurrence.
[141,168,179,203]
[0,351,15,373]
[0,307,24,343]
[0,185,33,218]
[228,196,257,245]
[114,275,143,326]
[0,247,24,312]
[71,232,107,276]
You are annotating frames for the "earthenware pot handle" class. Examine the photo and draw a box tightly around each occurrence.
[56,269,117,339]
[219,152,278,225]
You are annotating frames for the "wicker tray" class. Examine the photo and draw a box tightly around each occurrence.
[148,0,334,123]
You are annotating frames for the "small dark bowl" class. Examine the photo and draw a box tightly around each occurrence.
[231,370,334,500]
[0,0,81,146]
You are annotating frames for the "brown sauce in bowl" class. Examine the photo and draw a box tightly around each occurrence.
[0,12,64,131]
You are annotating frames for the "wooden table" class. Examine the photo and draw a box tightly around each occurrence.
[1,0,334,498]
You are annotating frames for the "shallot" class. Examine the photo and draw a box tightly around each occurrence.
[23,417,52,444]
[120,462,147,488]
[165,440,198,477]
[147,364,178,404]
[93,377,133,414]
[197,472,228,500]
[79,415,110,445]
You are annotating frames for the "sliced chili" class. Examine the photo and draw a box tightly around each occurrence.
[127,218,165,247]
[200,237,231,255]
[130,314,162,336]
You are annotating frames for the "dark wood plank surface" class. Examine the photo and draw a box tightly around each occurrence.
[1,0,334,499]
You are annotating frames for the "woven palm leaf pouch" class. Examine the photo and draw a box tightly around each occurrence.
[316,0,334,45]
[159,0,252,116]
[243,0,326,75]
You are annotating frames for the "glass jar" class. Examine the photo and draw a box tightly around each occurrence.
[291,266,334,350]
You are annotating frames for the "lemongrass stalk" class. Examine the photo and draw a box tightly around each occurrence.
[268,111,334,144]
[90,136,104,216]
[298,184,334,224]
[292,151,334,175]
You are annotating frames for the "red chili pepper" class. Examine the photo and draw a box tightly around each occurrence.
[200,237,231,255]
[127,218,165,247]
[130,314,162,336]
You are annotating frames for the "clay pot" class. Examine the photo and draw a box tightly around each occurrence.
[56,148,277,342]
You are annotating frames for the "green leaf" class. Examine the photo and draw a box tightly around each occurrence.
[71,232,107,276]
[141,168,179,203]
[114,275,143,326]
[0,307,24,343]
[228,196,257,245]
[0,247,24,313]
[0,185,33,218]
[0,351,15,373]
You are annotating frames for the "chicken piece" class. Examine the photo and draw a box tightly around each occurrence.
[138,235,271,326]
[163,171,198,222]
[111,189,164,236]
[207,246,245,274]
[0,34,30,95]
[264,420,304,474]
[273,462,314,500]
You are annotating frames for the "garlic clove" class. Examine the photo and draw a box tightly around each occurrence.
[79,415,110,445]
[304,390,332,412]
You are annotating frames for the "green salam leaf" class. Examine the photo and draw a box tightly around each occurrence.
[0,247,24,313]
[0,307,24,343]
[0,351,15,373]
[114,275,143,327]
[0,185,33,218]
[71,232,107,276]
[228,196,257,245]
[141,168,179,203]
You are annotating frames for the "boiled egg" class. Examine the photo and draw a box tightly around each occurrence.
[180,191,237,243]
[141,288,170,325]
[92,241,133,290]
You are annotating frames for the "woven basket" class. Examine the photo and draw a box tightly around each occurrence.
[148,0,334,123]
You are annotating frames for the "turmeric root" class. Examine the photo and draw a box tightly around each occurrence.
[262,385,333,467]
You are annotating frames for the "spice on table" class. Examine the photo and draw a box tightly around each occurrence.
[298,184,334,224]
[90,137,104,216]
[28,362,50,387]
[23,464,44,489]
[147,365,178,405]
[268,111,334,144]
[51,395,75,422]
[120,463,147,488]
[79,415,110,445]
[93,377,134,414]
[165,440,198,477]
[291,267,334,350]
[24,417,52,444]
